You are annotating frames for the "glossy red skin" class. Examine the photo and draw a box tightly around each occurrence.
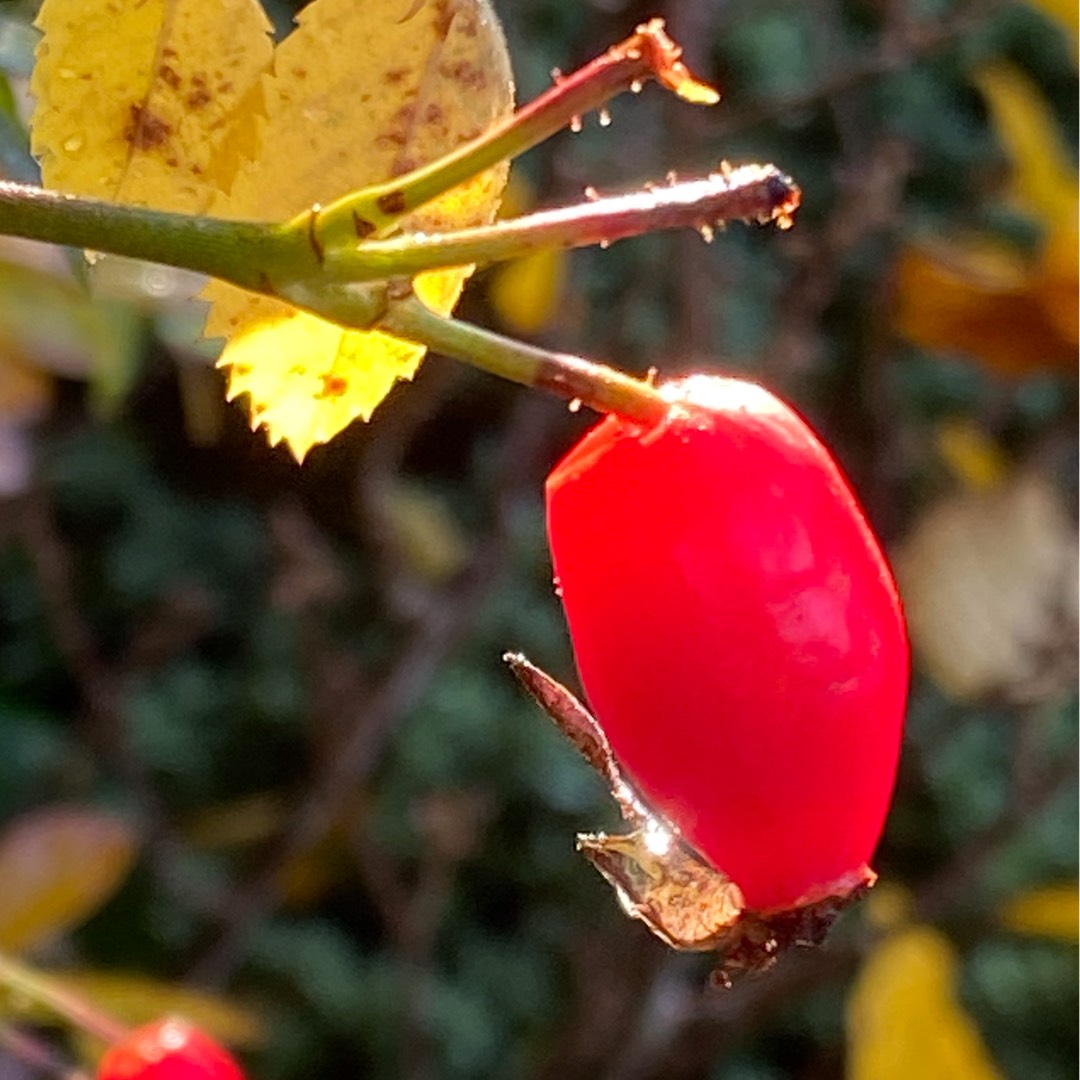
[97,1019,245,1080]
[546,375,908,912]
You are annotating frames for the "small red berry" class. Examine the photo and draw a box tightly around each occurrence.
[545,374,908,914]
[96,1018,245,1080]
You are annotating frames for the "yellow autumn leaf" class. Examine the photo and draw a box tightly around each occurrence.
[973,64,1076,228]
[894,235,1073,374]
[488,175,567,335]
[1001,883,1080,942]
[847,925,1005,1080]
[204,0,514,459]
[489,248,566,336]
[894,471,1078,702]
[43,971,262,1047]
[893,63,1078,375]
[1025,0,1079,48]
[935,419,1007,492]
[0,808,137,954]
[0,353,53,422]
[31,0,273,211]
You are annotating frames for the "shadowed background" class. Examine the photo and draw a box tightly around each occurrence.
[0,0,1076,1078]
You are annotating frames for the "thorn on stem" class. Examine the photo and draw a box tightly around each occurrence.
[307,204,325,264]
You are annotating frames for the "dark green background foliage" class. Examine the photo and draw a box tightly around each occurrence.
[0,0,1076,1078]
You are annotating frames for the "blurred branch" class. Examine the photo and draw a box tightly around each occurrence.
[708,3,999,140]
[187,389,562,988]
[0,1021,91,1080]
[11,496,224,919]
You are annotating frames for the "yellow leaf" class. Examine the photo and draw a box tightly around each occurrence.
[846,926,1005,1080]
[0,808,137,954]
[380,482,471,583]
[893,63,1077,376]
[30,0,273,211]
[895,472,1078,702]
[1024,0,1079,53]
[45,971,262,1048]
[489,248,566,335]
[974,64,1077,226]
[935,419,1007,492]
[0,353,53,422]
[205,0,514,459]
[488,175,568,335]
[1000,883,1080,942]
[893,236,1076,375]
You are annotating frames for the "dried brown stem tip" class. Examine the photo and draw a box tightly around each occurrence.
[505,654,874,986]
[626,18,721,104]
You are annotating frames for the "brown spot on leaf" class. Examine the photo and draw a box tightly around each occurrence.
[187,86,212,110]
[384,67,410,85]
[377,190,407,215]
[158,64,181,90]
[375,133,407,149]
[432,0,454,37]
[234,363,252,376]
[318,375,349,399]
[424,103,445,125]
[439,60,487,90]
[125,104,172,150]
[165,156,179,167]
[353,212,376,239]
[292,67,307,80]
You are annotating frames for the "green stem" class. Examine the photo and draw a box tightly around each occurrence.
[322,165,799,282]
[0,952,127,1045]
[0,182,291,291]
[305,18,720,252]
[381,292,669,424]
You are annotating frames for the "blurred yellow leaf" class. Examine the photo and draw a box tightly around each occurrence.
[0,255,143,410]
[204,0,514,459]
[489,248,567,335]
[895,471,1078,702]
[1000,883,1080,941]
[0,809,137,954]
[893,64,1078,375]
[1024,0,1079,47]
[863,882,917,932]
[47,971,261,1048]
[935,419,1007,491]
[975,64,1077,224]
[488,175,567,335]
[380,482,471,584]
[894,237,1076,375]
[31,0,273,212]
[847,926,1005,1080]
[0,353,53,422]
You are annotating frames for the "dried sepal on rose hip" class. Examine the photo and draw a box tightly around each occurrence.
[96,1018,246,1080]
[508,374,908,984]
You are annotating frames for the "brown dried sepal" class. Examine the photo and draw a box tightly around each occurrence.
[505,653,876,985]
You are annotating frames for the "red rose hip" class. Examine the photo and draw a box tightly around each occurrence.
[96,1018,245,1080]
[545,375,908,917]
